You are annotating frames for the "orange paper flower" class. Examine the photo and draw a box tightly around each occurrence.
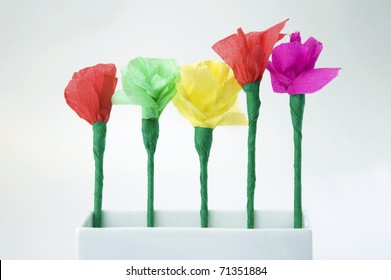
[65,63,118,124]
[212,19,288,86]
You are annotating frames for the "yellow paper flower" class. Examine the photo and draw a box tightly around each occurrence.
[172,60,247,128]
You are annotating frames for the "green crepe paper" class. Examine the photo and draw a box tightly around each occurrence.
[243,82,260,229]
[92,122,107,228]
[194,127,213,228]
[111,57,180,119]
[290,94,305,228]
[142,118,159,227]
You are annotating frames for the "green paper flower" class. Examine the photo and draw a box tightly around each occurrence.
[112,57,180,227]
[112,57,180,119]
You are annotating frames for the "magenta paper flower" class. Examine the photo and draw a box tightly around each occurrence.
[266,31,340,94]
[267,32,340,228]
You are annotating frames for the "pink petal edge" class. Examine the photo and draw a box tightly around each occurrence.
[287,68,341,94]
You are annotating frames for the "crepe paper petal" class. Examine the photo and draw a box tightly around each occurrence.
[287,68,341,94]
[303,36,323,70]
[112,89,158,108]
[290,95,305,228]
[65,63,118,125]
[142,118,159,227]
[65,79,101,124]
[92,122,107,228]
[195,127,213,228]
[172,60,247,129]
[290,31,301,43]
[269,74,288,93]
[212,19,288,86]
[112,57,180,119]
[271,42,307,79]
[217,102,249,126]
[266,62,292,93]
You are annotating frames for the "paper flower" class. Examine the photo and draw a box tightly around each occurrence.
[65,64,117,124]
[173,61,247,128]
[267,32,340,228]
[212,19,288,87]
[173,60,247,227]
[64,63,118,228]
[112,57,180,119]
[266,31,340,94]
[112,57,180,227]
[212,20,287,228]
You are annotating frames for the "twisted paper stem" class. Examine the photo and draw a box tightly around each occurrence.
[142,118,159,227]
[243,82,260,229]
[194,127,213,228]
[290,94,305,228]
[92,122,107,228]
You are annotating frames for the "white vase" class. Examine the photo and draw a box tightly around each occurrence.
[76,210,312,260]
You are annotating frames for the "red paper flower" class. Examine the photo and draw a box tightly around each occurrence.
[212,19,288,86]
[65,64,118,124]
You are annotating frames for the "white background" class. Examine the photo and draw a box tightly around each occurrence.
[0,0,390,259]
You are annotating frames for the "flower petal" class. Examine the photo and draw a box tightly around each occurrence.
[155,78,178,114]
[214,75,241,111]
[65,79,101,124]
[112,86,158,107]
[216,101,248,127]
[287,68,341,94]
[290,31,301,43]
[125,58,156,98]
[180,63,220,112]
[202,60,230,86]
[94,66,117,120]
[212,33,242,74]
[172,85,207,127]
[212,31,248,86]
[246,45,265,82]
[304,37,323,70]
[256,18,288,63]
[271,41,307,79]
[266,62,291,93]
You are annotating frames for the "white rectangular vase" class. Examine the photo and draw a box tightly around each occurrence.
[76,210,312,260]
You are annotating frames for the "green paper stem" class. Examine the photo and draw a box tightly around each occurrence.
[194,127,213,228]
[92,122,107,228]
[142,118,159,227]
[243,82,260,229]
[290,94,305,228]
